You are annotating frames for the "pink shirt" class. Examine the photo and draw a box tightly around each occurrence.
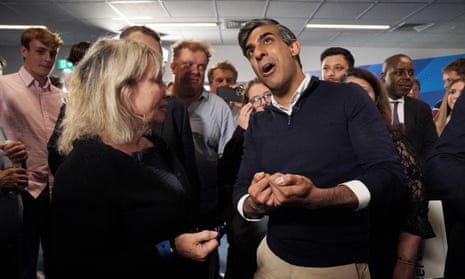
[0,67,64,198]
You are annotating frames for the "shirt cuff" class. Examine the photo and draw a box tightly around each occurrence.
[237,194,265,222]
[343,180,371,211]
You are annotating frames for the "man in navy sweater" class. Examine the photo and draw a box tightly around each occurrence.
[233,18,406,278]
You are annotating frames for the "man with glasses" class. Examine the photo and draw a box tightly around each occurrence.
[170,39,235,279]
[381,54,437,166]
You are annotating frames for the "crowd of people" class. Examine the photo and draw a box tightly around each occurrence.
[0,17,464,279]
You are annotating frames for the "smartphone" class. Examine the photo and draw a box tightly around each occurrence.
[216,86,244,103]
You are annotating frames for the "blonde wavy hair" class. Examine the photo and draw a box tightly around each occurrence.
[434,78,465,136]
[57,38,163,155]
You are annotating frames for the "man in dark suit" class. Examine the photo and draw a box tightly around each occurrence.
[424,89,465,279]
[119,25,200,197]
[381,54,438,165]
[150,96,200,198]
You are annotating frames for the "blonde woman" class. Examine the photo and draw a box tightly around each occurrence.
[49,38,219,278]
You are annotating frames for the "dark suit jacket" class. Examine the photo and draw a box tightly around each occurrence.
[150,96,200,205]
[425,91,465,278]
[403,96,438,166]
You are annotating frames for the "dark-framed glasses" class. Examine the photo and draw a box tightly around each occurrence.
[250,93,272,106]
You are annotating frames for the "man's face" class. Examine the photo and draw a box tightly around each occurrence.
[21,39,58,82]
[382,56,414,99]
[321,54,350,82]
[209,68,235,94]
[170,47,208,98]
[443,70,460,90]
[407,82,420,99]
[244,24,300,97]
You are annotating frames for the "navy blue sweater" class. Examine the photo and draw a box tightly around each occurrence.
[233,76,405,267]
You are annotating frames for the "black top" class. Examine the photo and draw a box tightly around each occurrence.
[49,136,196,278]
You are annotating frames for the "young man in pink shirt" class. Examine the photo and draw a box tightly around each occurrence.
[0,27,64,279]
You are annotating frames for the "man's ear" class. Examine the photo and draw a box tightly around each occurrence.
[169,62,176,74]
[289,39,301,57]
[380,71,386,83]
[20,46,28,60]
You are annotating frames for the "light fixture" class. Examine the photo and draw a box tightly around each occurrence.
[306,24,390,30]
[0,25,47,30]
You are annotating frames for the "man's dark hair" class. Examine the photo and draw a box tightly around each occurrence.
[382,53,412,73]
[67,41,92,66]
[0,56,6,70]
[238,18,302,69]
[442,57,465,79]
[320,47,355,68]
[119,25,160,42]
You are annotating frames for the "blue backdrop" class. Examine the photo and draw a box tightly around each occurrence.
[308,53,465,109]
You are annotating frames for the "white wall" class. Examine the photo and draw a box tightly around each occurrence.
[2,44,465,83]
[206,45,465,83]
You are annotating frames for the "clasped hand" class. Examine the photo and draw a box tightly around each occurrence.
[248,172,317,212]
[0,140,28,163]
[0,140,28,191]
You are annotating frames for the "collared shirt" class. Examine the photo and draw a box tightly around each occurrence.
[187,89,235,213]
[0,66,64,198]
[270,74,311,115]
[389,96,405,124]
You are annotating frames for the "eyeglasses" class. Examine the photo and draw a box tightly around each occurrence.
[250,93,272,106]
[178,61,207,72]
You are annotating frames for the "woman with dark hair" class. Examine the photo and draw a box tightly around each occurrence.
[341,68,434,279]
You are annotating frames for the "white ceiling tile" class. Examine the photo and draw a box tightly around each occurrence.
[217,1,267,18]
[267,1,321,18]
[314,2,374,19]
[164,1,215,17]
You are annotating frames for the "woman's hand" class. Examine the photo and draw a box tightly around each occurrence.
[237,103,253,130]
[174,230,220,262]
